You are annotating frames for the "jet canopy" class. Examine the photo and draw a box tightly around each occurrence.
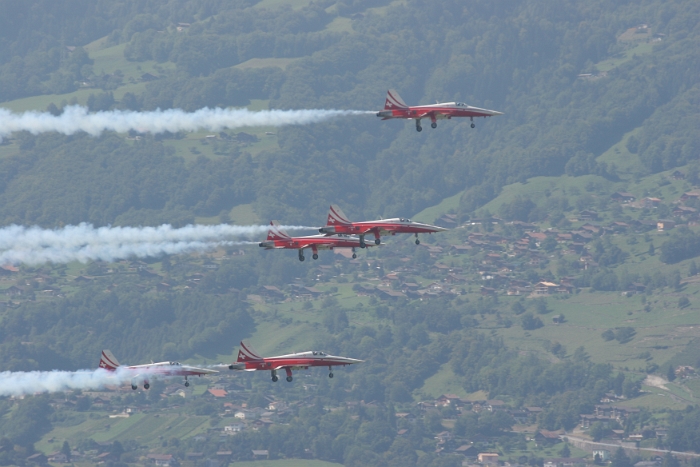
[311,351,327,356]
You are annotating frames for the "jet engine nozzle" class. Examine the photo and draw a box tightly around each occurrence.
[259,241,274,248]
[228,363,246,370]
[376,111,392,118]
[319,226,336,234]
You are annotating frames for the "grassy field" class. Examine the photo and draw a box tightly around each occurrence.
[595,42,655,73]
[231,460,342,467]
[413,191,461,223]
[235,58,299,70]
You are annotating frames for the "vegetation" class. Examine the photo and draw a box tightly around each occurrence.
[0,0,700,465]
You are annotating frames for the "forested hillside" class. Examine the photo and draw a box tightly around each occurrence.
[2,1,700,466]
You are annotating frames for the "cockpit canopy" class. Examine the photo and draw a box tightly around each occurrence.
[456,102,468,107]
[399,218,411,222]
[170,362,181,366]
[311,351,327,356]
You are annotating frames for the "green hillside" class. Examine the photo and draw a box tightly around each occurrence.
[1,1,700,466]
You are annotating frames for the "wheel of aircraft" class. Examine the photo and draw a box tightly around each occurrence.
[431,122,437,129]
[416,125,422,132]
[184,381,190,387]
[298,255,305,262]
[144,383,150,390]
[272,375,279,382]
[286,376,293,382]
[471,123,475,128]
[415,238,420,245]
[374,238,381,245]
[359,237,366,248]
[312,253,319,260]
[352,253,357,259]
[131,384,137,390]
[329,373,334,378]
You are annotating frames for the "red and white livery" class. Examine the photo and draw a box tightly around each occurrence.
[319,204,448,247]
[226,341,362,382]
[259,220,374,261]
[376,89,503,132]
[99,349,217,390]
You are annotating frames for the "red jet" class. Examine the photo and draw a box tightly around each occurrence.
[226,341,363,382]
[259,221,373,261]
[319,204,448,247]
[99,350,217,390]
[376,89,503,132]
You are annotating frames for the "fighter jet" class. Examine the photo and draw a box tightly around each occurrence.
[319,204,448,247]
[259,220,374,261]
[99,350,218,390]
[376,89,503,131]
[225,341,362,382]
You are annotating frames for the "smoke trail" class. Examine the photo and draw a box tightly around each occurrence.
[0,106,373,139]
[0,367,140,397]
[0,222,310,265]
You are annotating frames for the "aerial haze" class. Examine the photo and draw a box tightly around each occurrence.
[0,0,699,465]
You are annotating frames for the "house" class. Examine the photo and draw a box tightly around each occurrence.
[552,314,564,324]
[208,388,228,398]
[224,424,245,433]
[579,210,599,221]
[533,281,559,296]
[611,192,636,203]
[680,190,700,202]
[478,453,499,465]
[252,450,269,459]
[455,445,479,458]
[657,220,675,231]
[593,450,610,462]
[147,454,176,466]
[544,458,587,467]
[535,430,561,445]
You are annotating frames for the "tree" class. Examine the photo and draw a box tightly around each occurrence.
[648,243,655,256]
[590,422,607,442]
[521,313,544,330]
[611,447,631,467]
[61,441,71,461]
[667,365,676,382]
[690,260,698,277]
[560,443,571,458]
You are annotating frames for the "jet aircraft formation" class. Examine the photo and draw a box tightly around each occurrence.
[259,204,448,261]
[99,342,362,388]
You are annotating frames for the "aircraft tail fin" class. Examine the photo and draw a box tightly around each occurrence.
[385,89,408,110]
[237,341,262,362]
[100,350,120,371]
[266,221,291,241]
[328,204,352,225]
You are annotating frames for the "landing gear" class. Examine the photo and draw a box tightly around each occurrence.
[184,377,189,387]
[286,376,293,382]
[415,119,422,132]
[329,366,334,378]
[285,368,293,382]
[471,123,476,128]
[470,117,475,129]
[298,250,305,262]
[352,253,357,259]
[374,238,381,245]
[415,233,420,245]
[312,253,319,260]
[271,370,278,382]
[144,382,150,390]
[329,373,334,378]
[359,235,366,249]
[431,122,437,129]
[131,384,137,390]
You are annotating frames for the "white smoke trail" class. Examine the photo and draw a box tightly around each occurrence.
[0,106,372,138]
[0,222,310,265]
[0,367,141,397]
